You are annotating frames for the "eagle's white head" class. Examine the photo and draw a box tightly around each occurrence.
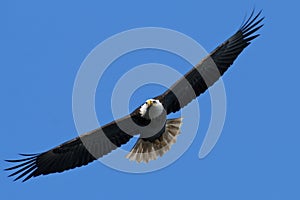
[140,99,164,119]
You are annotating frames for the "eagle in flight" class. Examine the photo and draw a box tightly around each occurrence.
[5,10,264,182]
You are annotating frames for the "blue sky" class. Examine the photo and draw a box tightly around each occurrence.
[1,0,300,199]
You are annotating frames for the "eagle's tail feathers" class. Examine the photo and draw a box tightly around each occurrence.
[126,117,183,163]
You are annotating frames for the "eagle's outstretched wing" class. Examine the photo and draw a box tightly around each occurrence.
[5,10,264,182]
[156,10,264,114]
[5,115,140,182]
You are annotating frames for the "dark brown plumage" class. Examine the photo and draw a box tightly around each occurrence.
[156,10,264,114]
[5,10,264,182]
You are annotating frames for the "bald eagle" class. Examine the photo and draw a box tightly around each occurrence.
[5,10,264,182]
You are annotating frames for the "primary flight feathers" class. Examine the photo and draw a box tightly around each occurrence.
[5,10,264,182]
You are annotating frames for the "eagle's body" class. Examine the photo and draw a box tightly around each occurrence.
[5,10,264,182]
[127,99,182,162]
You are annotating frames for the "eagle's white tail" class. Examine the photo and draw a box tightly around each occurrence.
[126,117,183,163]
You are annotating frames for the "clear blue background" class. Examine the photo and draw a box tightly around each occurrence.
[1,0,299,199]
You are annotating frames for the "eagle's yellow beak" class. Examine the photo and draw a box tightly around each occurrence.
[146,100,153,106]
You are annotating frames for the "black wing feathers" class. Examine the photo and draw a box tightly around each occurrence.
[5,10,264,182]
[211,10,264,74]
[5,116,136,182]
[157,10,264,114]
